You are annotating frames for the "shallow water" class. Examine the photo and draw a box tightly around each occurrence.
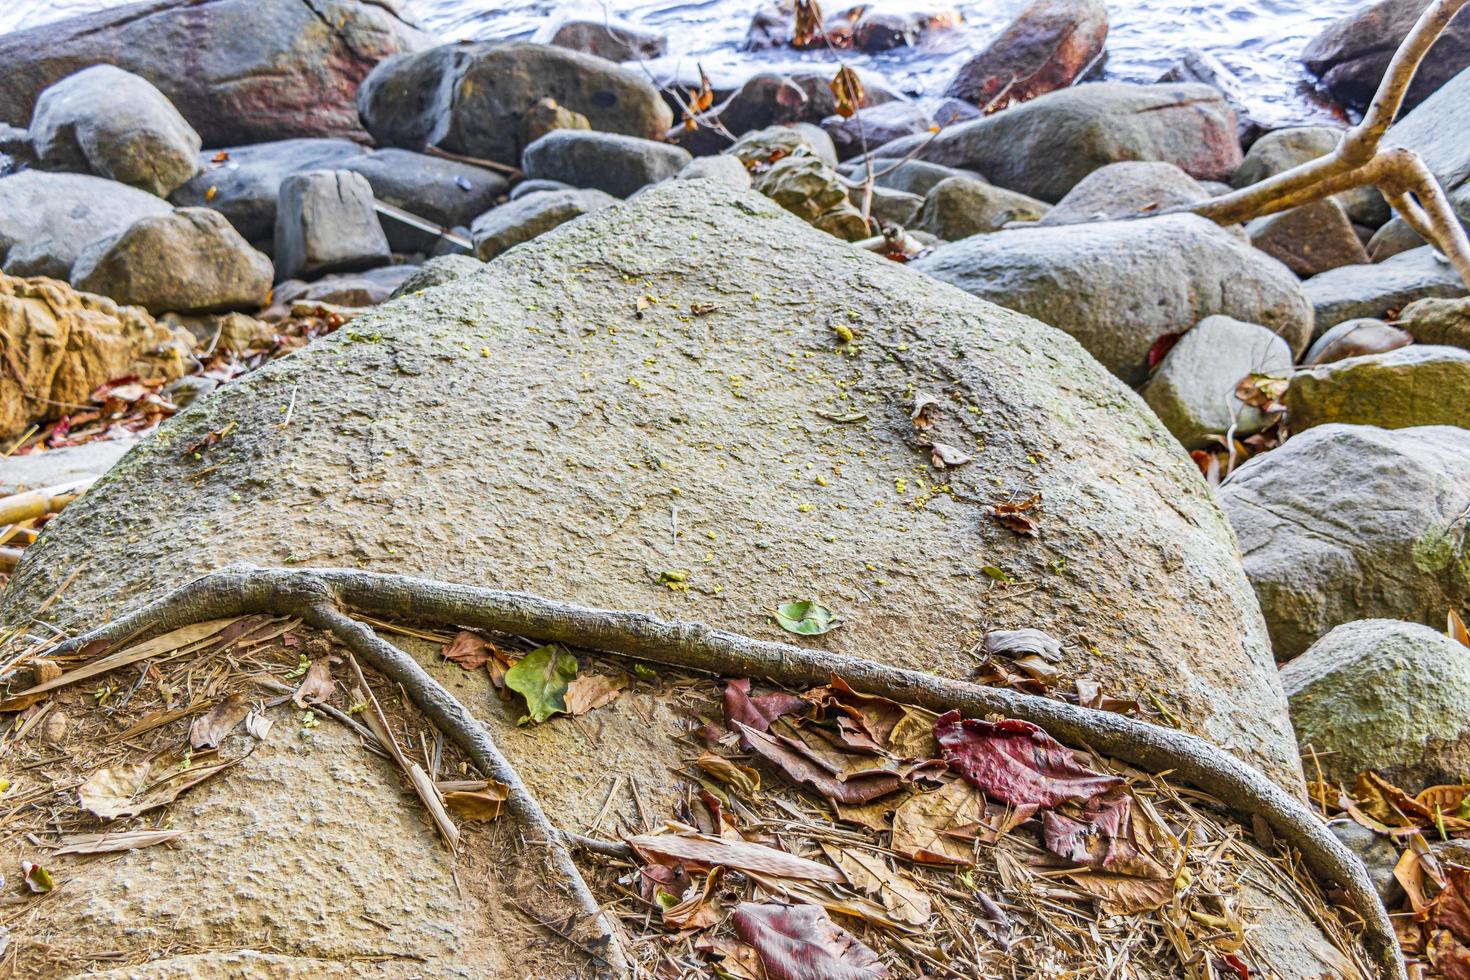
[2,0,1362,124]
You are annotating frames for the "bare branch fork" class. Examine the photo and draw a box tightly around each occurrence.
[1190,0,1470,287]
[34,564,1404,980]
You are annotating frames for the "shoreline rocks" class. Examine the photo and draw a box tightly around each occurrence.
[0,170,172,280]
[1285,345,1470,430]
[1303,0,1470,115]
[943,0,1108,110]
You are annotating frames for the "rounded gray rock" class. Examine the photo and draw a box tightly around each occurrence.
[521,130,691,199]
[0,170,172,280]
[471,188,617,261]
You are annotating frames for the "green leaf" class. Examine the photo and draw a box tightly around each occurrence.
[774,600,839,636]
[505,645,578,724]
[981,565,1014,583]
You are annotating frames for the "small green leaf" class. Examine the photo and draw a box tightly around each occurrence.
[632,663,658,680]
[22,860,52,893]
[774,600,839,636]
[505,645,578,724]
[981,565,1014,583]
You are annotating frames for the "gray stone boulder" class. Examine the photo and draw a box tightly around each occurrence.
[943,0,1110,109]
[171,139,367,246]
[1386,63,1470,227]
[1283,619,1470,787]
[1399,294,1470,348]
[1038,161,1209,225]
[547,19,666,61]
[1365,217,1435,261]
[1141,315,1293,449]
[388,254,485,300]
[1231,126,1387,228]
[272,266,421,312]
[0,170,172,280]
[1304,317,1413,365]
[1304,246,1466,333]
[1304,0,1470,115]
[875,83,1242,203]
[913,213,1313,384]
[521,130,691,198]
[821,101,932,161]
[1219,423,1470,659]
[29,65,200,198]
[472,189,617,261]
[509,179,575,200]
[273,171,390,282]
[1286,345,1470,430]
[0,437,139,496]
[676,154,752,188]
[341,149,507,253]
[0,0,431,147]
[1246,198,1370,278]
[71,207,272,315]
[0,180,1364,975]
[871,159,986,197]
[914,176,1050,240]
[358,42,673,168]
[706,71,897,141]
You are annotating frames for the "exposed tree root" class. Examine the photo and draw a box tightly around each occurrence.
[35,565,1404,980]
[1188,0,1470,289]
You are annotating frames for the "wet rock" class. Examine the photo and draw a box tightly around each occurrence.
[750,155,869,241]
[388,254,484,300]
[358,42,672,168]
[1219,423,1470,659]
[1246,198,1369,278]
[913,213,1312,383]
[914,176,1049,240]
[932,98,981,127]
[879,83,1240,203]
[509,179,575,200]
[1231,126,1387,228]
[170,139,367,246]
[163,375,219,411]
[1283,619,1470,786]
[521,130,691,198]
[1303,317,1413,365]
[341,149,507,253]
[1304,246,1466,333]
[861,186,925,229]
[730,124,838,169]
[1158,50,1271,147]
[871,159,985,197]
[1140,315,1292,449]
[1286,345,1470,430]
[0,0,430,147]
[547,19,667,62]
[710,71,896,140]
[0,170,172,280]
[676,155,752,188]
[471,188,617,261]
[1038,161,1208,225]
[1326,819,1404,907]
[850,8,962,52]
[520,97,591,146]
[71,208,272,316]
[0,272,190,437]
[822,101,932,161]
[1303,0,1470,116]
[273,171,391,282]
[1399,295,1470,348]
[29,65,201,198]
[943,0,1108,110]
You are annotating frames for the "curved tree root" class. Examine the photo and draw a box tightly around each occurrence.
[42,565,1404,980]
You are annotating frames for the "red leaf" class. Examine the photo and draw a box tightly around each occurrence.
[1041,793,1168,878]
[1218,953,1251,980]
[732,902,890,980]
[1435,865,1470,943]
[735,721,904,804]
[1147,332,1182,371]
[934,711,1122,807]
[725,678,806,733]
[441,631,492,669]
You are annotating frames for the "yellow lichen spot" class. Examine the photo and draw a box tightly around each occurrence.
[798,503,813,513]
[814,475,828,487]
[895,478,907,494]
[480,347,490,357]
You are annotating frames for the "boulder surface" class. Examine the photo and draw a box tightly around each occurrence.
[0,171,172,280]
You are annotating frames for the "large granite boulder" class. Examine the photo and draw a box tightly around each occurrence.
[943,0,1109,109]
[29,65,201,198]
[1283,619,1470,787]
[1038,161,1209,225]
[821,100,933,161]
[913,213,1313,383]
[521,130,691,198]
[874,83,1241,203]
[1246,199,1370,278]
[1303,0,1470,115]
[1219,423,1470,659]
[1304,246,1467,333]
[546,19,667,61]
[273,171,391,281]
[1386,63,1470,226]
[170,139,368,247]
[71,207,273,315]
[358,42,673,168]
[0,0,430,147]
[1285,345,1470,430]
[0,179,1363,977]
[0,272,191,437]
[0,170,172,280]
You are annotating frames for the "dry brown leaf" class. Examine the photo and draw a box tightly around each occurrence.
[51,829,183,856]
[77,748,248,821]
[1064,869,1175,914]
[628,831,844,882]
[830,64,864,119]
[820,843,932,926]
[792,0,824,47]
[833,790,914,832]
[292,657,337,708]
[441,631,492,669]
[929,442,972,469]
[696,935,768,980]
[244,710,273,740]
[910,391,940,428]
[189,692,250,749]
[891,779,987,864]
[564,673,627,715]
[1451,609,1470,649]
[698,752,761,797]
[664,867,725,931]
[444,783,509,822]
